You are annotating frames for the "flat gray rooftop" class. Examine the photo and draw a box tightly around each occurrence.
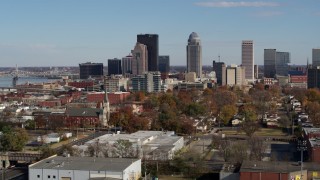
[29,155,139,172]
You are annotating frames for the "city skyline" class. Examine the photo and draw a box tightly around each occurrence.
[0,0,320,67]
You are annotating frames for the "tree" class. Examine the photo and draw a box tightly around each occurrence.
[220,105,238,125]
[247,137,266,161]
[58,144,77,156]
[229,141,248,164]
[184,103,206,117]
[40,145,56,159]
[0,127,29,151]
[112,139,135,158]
[241,120,259,138]
[306,101,320,127]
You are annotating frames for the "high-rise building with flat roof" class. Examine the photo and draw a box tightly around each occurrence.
[79,62,104,79]
[108,58,122,76]
[131,42,148,75]
[187,32,202,78]
[222,64,246,86]
[212,60,225,85]
[137,34,159,71]
[276,52,290,76]
[242,40,254,82]
[308,67,320,89]
[158,55,170,73]
[312,48,320,68]
[122,54,133,75]
[264,49,277,78]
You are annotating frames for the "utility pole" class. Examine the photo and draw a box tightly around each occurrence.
[297,140,307,179]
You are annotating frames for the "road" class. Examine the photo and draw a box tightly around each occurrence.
[0,167,28,180]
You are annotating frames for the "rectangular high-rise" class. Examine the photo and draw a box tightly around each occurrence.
[79,62,104,79]
[212,60,225,85]
[122,55,133,75]
[312,48,320,68]
[242,40,254,82]
[264,49,277,78]
[276,52,290,76]
[137,34,159,71]
[158,56,170,73]
[108,58,122,75]
[307,67,320,89]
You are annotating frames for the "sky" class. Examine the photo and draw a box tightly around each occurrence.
[0,0,320,67]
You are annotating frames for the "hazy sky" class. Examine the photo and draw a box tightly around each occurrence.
[0,0,319,67]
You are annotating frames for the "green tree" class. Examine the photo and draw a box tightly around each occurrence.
[220,105,238,125]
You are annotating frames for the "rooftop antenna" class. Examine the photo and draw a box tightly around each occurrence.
[218,54,221,62]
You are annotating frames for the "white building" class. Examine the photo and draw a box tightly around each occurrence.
[29,155,141,180]
[74,131,184,161]
[222,64,246,86]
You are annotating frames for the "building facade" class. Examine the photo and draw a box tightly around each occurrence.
[264,49,277,78]
[187,32,202,78]
[158,55,170,73]
[108,58,122,75]
[79,62,104,79]
[222,64,246,86]
[276,52,290,76]
[313,48,320,68]
[29,155,141,180]
[122,54,133,75]
[131,72,161,93]
[131,42,148,75]
[308,67,320,89]
[241,40,254,82]
[212,60,225,85]
[137,34,159,71]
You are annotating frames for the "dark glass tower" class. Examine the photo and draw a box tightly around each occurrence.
[158,55,170,73]
[108,58,122,75]
[137,34,159,71]
[79,62,104,79]
[212,60,225,85]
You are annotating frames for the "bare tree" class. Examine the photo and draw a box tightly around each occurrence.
[247,137,266,161]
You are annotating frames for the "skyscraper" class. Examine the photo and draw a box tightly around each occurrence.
[187,32,202,78]
[108,58,122,75]
[79,62,104,79]
[122,54,133,75]
[131,42,148,75]
[137,34,159,71]
[242,40,254,82]
[264,49,277,78]
[312,48,320,68]
[212,60,225,85]
[158,55,170,73]
[276,52,290,76]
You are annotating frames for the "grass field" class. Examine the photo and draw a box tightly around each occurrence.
[220,128,287,136]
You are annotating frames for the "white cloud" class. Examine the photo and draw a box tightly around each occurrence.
[195,1,280,8]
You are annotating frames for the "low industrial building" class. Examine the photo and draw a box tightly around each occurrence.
[29,155,141,180]
[74,131,184,160]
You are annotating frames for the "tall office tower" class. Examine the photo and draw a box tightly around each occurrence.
[187,32,202,78]
[122,54,133,75]
[242,40,254,82]
[312,48,320,68]
[79,62,104,79]
[137,34,159,71]
[276,52,290,76]
[307,67,320,89]
[264,49,277,78]
[131,42,148,75]
[212,60,225,85]
[108,58,122,76]
[158,55,170,73]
